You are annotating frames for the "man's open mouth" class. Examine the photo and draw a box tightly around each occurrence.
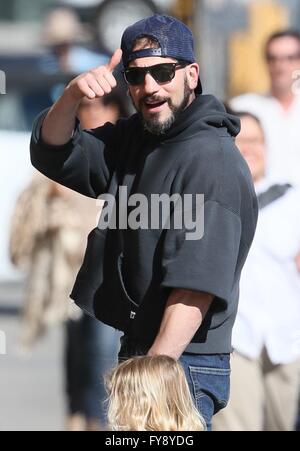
[143,99,168,112]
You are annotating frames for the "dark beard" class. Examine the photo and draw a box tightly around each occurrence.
[133,79,192,136]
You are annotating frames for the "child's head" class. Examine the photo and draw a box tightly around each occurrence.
[105,355,205,431]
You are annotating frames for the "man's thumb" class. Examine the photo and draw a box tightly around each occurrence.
[107,48,122,72]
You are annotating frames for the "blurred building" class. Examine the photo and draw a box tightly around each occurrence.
[1,0,300,97]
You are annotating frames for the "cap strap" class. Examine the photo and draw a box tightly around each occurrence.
[125,48,163,65]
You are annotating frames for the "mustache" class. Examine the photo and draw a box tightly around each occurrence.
[140,95,170,104]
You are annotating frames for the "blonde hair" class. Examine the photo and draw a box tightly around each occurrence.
[105,355,205,431]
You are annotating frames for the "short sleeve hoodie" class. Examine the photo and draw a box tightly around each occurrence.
[30,94,258,353]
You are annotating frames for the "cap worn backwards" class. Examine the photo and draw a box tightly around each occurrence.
[121,14,202,94]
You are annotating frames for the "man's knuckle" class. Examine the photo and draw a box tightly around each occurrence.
[77,79,85,90]
[85,72,94,82]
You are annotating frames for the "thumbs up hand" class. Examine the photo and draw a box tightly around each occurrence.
[65,48,122,101]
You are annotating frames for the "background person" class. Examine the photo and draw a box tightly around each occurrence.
[213,111,300,431]
[231,30,300,187]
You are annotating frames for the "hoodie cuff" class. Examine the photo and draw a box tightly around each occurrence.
[32,108,81,151]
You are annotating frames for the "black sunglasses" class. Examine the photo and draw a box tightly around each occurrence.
[123,62,188,86]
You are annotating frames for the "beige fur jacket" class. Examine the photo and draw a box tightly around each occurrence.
[9,173,98,350]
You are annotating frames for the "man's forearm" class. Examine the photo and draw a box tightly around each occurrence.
[41,90,81,146]
[147,288,214,359]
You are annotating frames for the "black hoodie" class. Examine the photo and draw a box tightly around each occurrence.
[30,94,258,353]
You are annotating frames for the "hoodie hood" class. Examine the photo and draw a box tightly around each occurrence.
[141,94,240,143]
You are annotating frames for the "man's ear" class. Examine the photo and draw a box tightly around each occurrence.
[187,63,199,90]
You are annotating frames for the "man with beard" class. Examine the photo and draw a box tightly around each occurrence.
[30,14,258,430]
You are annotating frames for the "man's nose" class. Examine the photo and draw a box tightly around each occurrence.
[143,72,160,93]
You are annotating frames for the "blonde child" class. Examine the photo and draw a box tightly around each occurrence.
[105,355,205,431]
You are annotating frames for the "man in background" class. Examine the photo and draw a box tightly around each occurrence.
[213,111,300,431]
[231,30,300,187]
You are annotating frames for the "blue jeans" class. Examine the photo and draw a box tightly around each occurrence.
[179,353,231,431]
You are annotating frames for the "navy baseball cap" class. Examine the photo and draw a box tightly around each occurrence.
[121,14,202,94]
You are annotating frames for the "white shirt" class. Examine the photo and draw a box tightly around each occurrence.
[232,178,300,364]
[231,93,300,187]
